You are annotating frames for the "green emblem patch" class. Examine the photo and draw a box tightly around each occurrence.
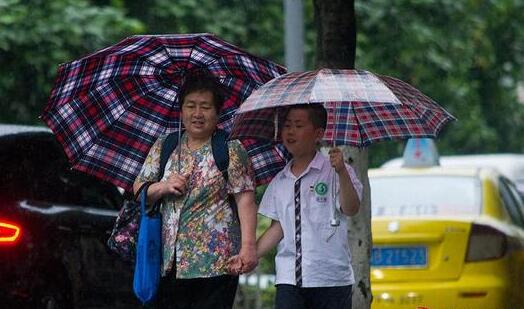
[314,182,328,196]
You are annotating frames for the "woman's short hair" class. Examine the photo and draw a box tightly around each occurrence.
[179,70,225,112]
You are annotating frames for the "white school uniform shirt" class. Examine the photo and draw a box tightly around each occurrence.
[259,151,363,287]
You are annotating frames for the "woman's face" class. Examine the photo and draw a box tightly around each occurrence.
[181,90,218,140]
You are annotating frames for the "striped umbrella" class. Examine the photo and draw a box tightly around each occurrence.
[231,68,456,146]
[42,33,286,191]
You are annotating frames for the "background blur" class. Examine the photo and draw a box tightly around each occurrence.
[2,1,524,308]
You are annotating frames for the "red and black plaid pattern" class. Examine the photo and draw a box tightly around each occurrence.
[231,69,456,147]
[241,139,290,186]
[42,34,286,191]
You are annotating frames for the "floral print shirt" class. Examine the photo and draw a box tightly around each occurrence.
[135,132,255,278]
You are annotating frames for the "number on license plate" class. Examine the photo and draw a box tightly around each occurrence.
[371,246,427,267]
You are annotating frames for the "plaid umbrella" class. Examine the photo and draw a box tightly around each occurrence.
[231,68,456,146]
[41,33,286,191]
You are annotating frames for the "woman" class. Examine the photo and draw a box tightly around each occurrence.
[133,71,257,308]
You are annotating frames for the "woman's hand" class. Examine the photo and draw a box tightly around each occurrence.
[227,255,243,275]
[227,245,258,275]
[162,172,189,196]
[238,244,258,274]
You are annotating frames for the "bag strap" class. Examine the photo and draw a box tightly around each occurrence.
[138,181,155,215]
[139,182,150,214]
[134,134,178,215]
[134,181,153,201]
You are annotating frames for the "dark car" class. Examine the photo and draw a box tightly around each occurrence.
[0,124,139,308]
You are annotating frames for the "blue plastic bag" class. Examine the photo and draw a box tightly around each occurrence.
[133,188,162,304]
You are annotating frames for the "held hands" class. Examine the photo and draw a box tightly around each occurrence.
[227,244,258,275]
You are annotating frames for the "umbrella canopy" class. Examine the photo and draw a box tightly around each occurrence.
[42,33,286,191]
[231,68,456,146]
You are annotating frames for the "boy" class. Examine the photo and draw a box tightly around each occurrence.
[257,104,363,309]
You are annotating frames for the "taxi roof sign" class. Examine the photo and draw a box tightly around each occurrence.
[402,138,440,167]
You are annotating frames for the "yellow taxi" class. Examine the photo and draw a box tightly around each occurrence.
[369,164,524,309]
[369,139,524,309]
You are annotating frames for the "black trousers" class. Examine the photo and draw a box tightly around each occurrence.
[151,273,239,309]
[275,284,353,309]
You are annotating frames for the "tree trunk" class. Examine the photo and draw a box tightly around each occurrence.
[313,0,356,69]
[341,147,372,309]
[314,1,372,308]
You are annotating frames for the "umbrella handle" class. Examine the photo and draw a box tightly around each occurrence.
[330,169,340,227]
[177,120,182,173]
[274,110,279,142]
[330,123,340,227]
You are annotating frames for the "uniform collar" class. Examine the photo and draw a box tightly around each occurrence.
[281,151,325,179]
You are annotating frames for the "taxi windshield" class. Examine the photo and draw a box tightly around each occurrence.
[370,175,482,217]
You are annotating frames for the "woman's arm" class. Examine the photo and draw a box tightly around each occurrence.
[235,191,258,273]
[133,172,188,204]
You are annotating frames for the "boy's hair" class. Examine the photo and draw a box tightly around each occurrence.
[179,70,225,112]
[287,104,327,129]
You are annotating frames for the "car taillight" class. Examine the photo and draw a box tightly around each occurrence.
[0,221,22,244]
[465,223,507,262]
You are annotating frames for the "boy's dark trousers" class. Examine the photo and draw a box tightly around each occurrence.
[275,284,353,309]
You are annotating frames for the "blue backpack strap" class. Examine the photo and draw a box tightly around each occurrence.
[159,132,180,180]
[211,129,230,182]
[211,129,238,216]
[159,129,228,180]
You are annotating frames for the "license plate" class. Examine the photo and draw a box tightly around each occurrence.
[371,246,427,268]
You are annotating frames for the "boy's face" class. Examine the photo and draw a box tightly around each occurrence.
[281,108,324,158]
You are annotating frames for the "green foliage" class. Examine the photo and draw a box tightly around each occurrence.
[124,0,285,65]
[3,0,524,159]
[0,0,143,123]
[119,0,524,166]
[355,0,524,166]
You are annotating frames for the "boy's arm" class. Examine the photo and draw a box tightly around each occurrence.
[329,148,361,216]
[257,220,283,258]
[338,168,361,216]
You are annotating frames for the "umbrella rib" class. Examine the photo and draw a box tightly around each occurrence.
[350,101,366,147]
